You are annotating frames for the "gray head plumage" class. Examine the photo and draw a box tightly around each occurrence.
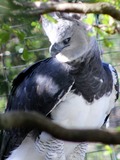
[41,12,97,62]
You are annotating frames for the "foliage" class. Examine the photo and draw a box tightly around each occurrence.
[0,0,120,110]
[0,0,120,158]
[0,0,50,111]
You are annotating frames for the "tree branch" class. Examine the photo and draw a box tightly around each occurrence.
[0,111,120,145]
[12,1,120,21]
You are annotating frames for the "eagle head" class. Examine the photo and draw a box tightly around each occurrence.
[42,12,95,63]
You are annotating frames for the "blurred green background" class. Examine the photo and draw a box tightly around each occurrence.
[0,0,120,159]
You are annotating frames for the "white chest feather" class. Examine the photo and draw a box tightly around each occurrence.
[51,92,115,129]
[51,91,116,156]
[7,91,116,160]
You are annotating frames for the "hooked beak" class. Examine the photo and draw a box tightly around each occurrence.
[50,43,63,57]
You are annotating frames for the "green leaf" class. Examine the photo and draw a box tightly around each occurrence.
[43,14,58,23]
[103,39,114,48]
[31,21,37,27]
[115,126,120,131]
[104,145,113,155]
[84,14,95,25]
[0,31,10,44]
[31,21,42,29]
[2,24,11,31]
[42,0,48,2]
[14,30,25,41]
[21,49,30,60]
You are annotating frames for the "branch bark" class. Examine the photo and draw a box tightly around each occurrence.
[0,111,120,145]
[13,1,120,21]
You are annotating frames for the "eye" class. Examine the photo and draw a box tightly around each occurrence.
[63,37,71,45]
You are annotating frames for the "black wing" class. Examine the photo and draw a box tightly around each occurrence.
[102,62,119,101]
[0,57,74,159]
[102,62,119,126]
[111,65,119,101]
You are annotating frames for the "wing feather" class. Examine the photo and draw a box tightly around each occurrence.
[0,57,74,159]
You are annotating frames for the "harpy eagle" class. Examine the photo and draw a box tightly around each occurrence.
[0,12,119,160]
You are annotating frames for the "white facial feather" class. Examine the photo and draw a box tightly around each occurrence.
[42,13,95,62]
[42,18,74,44]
